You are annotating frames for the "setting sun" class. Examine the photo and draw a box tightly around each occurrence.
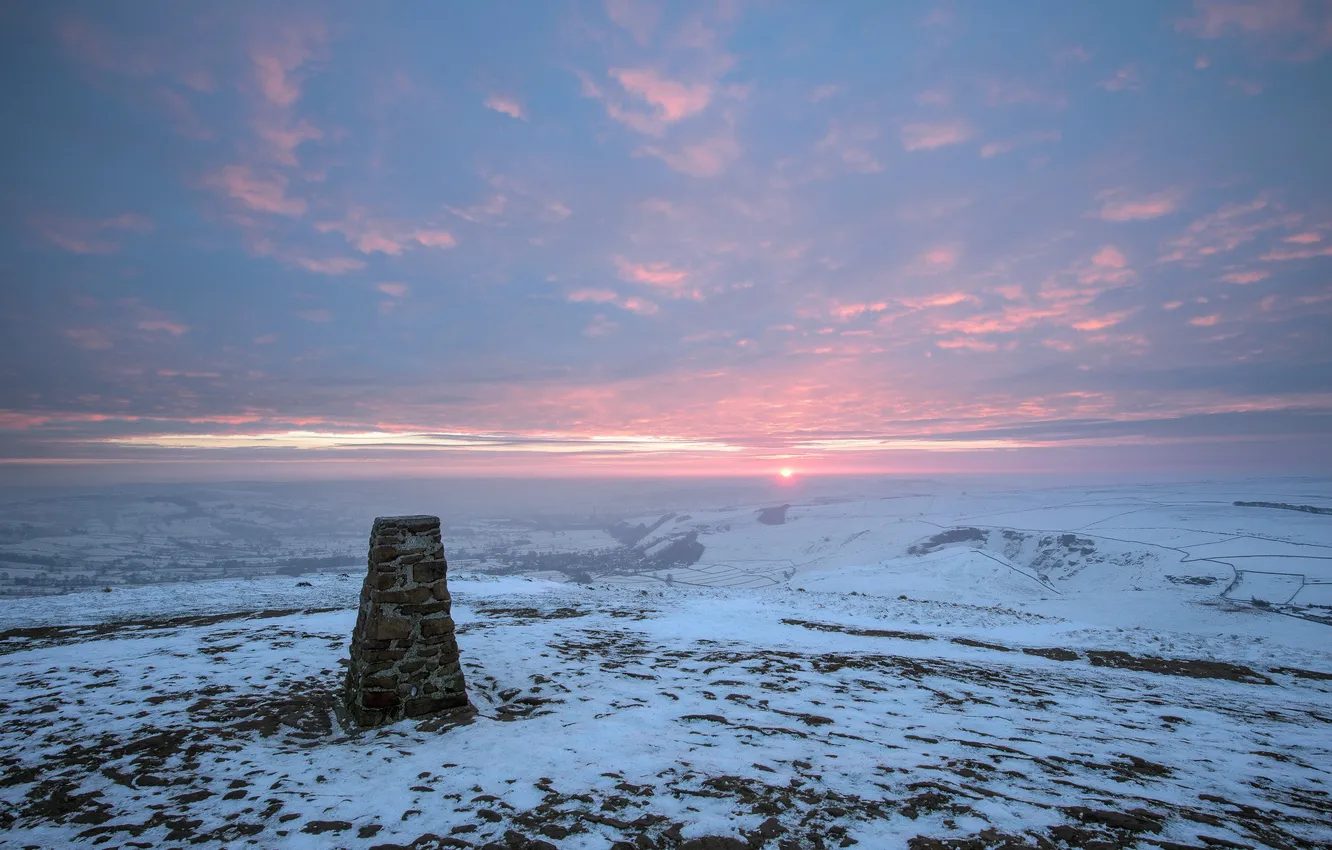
[779,468,793,478]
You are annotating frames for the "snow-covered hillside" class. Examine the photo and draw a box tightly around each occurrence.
[1,479,1330,849]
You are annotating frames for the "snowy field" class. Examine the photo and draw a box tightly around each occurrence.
[1,478,1330,849]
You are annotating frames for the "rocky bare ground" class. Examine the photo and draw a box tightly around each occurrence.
[1,581,1330,850]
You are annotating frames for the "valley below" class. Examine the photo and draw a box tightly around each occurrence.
[1,477,1330,849]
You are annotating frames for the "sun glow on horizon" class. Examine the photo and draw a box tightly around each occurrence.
[95,430,745,454]
[779,467,794,478]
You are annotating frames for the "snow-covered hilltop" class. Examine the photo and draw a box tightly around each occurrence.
[1,478,1330,848]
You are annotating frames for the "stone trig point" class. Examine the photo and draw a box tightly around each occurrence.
[344,515,468,726]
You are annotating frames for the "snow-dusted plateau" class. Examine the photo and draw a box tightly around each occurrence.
[1,477,1330,849]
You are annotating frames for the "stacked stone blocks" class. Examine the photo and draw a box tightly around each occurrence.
[344,515,468,726]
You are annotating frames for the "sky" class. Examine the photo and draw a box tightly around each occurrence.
[2,0,1331,482]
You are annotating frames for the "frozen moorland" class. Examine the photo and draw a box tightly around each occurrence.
[1,478,1330,849]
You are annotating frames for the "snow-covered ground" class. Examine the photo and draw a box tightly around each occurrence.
[1,478,1330,849]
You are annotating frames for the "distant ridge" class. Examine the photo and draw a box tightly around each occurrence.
[1233,501,1332,516]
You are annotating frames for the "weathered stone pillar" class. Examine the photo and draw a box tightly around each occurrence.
[344,515,468,726]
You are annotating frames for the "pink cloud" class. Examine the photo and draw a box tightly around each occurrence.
[623,264,684,286]
[1015,249,1141,317]
[1285,231,1323,243]
[569,287,661,316]
[1189,313,1222,326]
[931,305,1057,336]
[542,201,573,222]
[375,282,408,314]
[615,258,693,294]
[1221,270,1270,283]
[413,229,457,249]
[63,327,114,350]
[59,18,157,77]
[604,0,660,45]
[180,68,214,93]
[682,330,736,344]
[1091,245,1128,268]
[1159,197,1283,263]
[1072,309,1137,331]
[207,165,306,216]
[101,213,153,232]
[979,131,1060,159]
[583,314,618,337]
[608,67,712,127]
[354,231,406,254]
[1094,189,1181,221]
[936,338,998,352]
[1259,244,1332,261]
[1180,0,1310,39]
[241,19,327,173]
[447,194,507,224]
[250,19,326,108]
[568,288,620,304]
[137,319,189,336]
[816,123,882,173]
[1055,45,1092,65]
[42,230,120,256]
[671,12,735,52]
[484,94,526,120]
[254,117,323,166]
[983,78,1067,109]
[154,87,213,140]
[318,214,456,255]
[1182,0,1332,59]
[35,213,154,254]
[252,54,301,108]
[56,18,218,141]
[905,292,978,309]
[979,138,1017,159]
[900,121,972,151]
[641,132,739,177]
[58,17,213,88]
[296,256,366,275]
[0,412,55,429]
[916,246,960,272]
[830,302,890,320]
[1097,65,1142,92]
[618,296,659,315]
